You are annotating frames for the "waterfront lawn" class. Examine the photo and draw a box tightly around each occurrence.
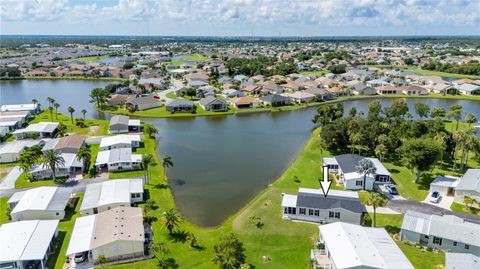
[0,197,11,225]
[181,53,211,62]
[66,55,109,63]
[368,65,480,80]
[30,110,109,136]
[450,202,480,216]
[397,242,445,269]
[108,105,236,118]
[162,60,184,66]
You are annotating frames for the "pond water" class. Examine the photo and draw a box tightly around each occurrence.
[0,79,113,119]
[1,79,479,226]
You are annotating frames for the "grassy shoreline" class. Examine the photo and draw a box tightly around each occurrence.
[102,94,480,118]
[24,76,127,81]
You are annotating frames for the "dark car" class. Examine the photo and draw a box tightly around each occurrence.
[25,260,40,269]
[385,184,398,195]
[74,252,87,263]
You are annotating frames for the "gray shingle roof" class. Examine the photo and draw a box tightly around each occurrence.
[296,190,364,213]
[335,154,364,174]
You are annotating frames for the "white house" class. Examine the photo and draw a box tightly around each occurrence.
[454,169,480,203]
[13,122,59,139]
[95,147,142,172]
[323,154,392,190]
[80,178,144,215]
[8,186,72,221]
[109,115,129,134]
[400,210,480,255]
[281,188,364,224]
[0,220,59,269]
[29,153,84,180]
[0,139,43,163]
[1,103,40,114]
[313,222,414,269]
[99,134,141,151]
[456,83,480,95]
[66,206,144,263]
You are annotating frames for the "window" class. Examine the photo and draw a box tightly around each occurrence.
[314,210,320,216]
[136,193,141,198]
[334,212,341,219]
[329,211,334,218]
[453,241,457,246]
[131,194,135,199]
[309,209,314,216]
[299,208,306,215]
[356,181,363,186]
[56,212,59,216]
[284,207,288,214]
[465,245,470,250]
[433,237,442,245]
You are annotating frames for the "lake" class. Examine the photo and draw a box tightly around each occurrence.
[0,79,113,119]
[1,79,479,226]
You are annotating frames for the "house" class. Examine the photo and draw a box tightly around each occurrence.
[66,207,144,263]
[400,210,480,255]
[456,83,480,95]
[398,85,429,95]
[13,122,59,139]
[260,94,291,107]
[7,186,72,221]
[366,79,390,87]
[1,103,40,114]
[109,115,129,134]
[231,96,258,108]
[376,85,402,95]
[95,148,142,172]
[323,154,392,190]
[445,253,479,269]
[454,169,480,203]
[0,111,30,131]
[242,85,262,95]
[428,83,452,94]
[79,178,144,215]
[281,188,364,224]
[125,95,162,111]
[53,134,86,154]
[285,91,315,103]
[233,74,249,83]
[221,88,243,98]
[29,153,84,179]
[100,134,141,151]
[107,94,132,106]
[199,96,228,111]
[304,87,333,100]
[0,220,59,269]
[165,99,195,113]
[430,175,460,196]
[351,84,377,95]
[326,87,349,97]
[314,222,414,269]
[0,140,43,163]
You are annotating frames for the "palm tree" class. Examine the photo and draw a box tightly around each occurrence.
[41,150,65,180]
[162,208,182,234]
[141,153,154,183]
[47,97,55,107]
[67,106,75,124]
[161,155,173,180]
[144,123,158,138]
[96,255,107,268]
[32,99,38,108]
[374,144,387,161]
[53,102,60,119]
[18,153,35,181]
[465,113,477,128]
[48,106,54,122]
[81,109,87,120]
[355,158,377,191]
[365,192,388,227]
[76,146,91,173]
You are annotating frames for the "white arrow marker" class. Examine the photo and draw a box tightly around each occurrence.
[320,165,332,197]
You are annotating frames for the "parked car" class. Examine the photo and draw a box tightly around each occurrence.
[385,184,398,195]
[74,252,87,263]
[25,260,40,269]
[429,191,441,203]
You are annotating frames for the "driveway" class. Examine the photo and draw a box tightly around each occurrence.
[422,192,454,210]
[387,200,480,224]
[156,79,183,102]
[376,184,406,201]
[0,166,22,190]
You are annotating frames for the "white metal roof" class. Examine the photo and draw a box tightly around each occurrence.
[13,122,59,134]
[128,119,141,126]
[80,179,144,211]
[1,103,38,112]
[0,140,42,155]
[0,220,59,262]
[11,186,72,214]
[368,157,391,176]
[95,148,141,165]
[99,134,141,149]
[322,157,337,166]
[431,176,460,188]
[320,222,414,269]
[66,215,96,256]
[281,194,297,207]
[446,253,479,269]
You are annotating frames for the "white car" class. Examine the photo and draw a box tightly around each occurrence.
[429,191,441,203]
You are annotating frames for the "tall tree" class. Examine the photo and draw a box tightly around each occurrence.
[447,105,463,130]
[89,87,109,108]
[41,150,65,180]
[48,106,54,122]
[430,107,446,119]
[374,144,387,161]
[161,155,173,180]
[212,233,246,269]
[47,97,55,107]
[162,208,182,234]
[355,158,377,191]
[81,109,87,120]
[53,102,60,119]
[414,102,430,119]
[465,113,478,128]
[142,153,155,184]
[365,192,388,227]
[67,106,75,124]
[144,123,158,138]
[76,146,91,173]
[398,138,442,182]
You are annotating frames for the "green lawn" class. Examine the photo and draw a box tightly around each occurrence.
[398,242,445,269]
[451,202,480,216]
[0,197,11,224]
[166,92,178,99]
[25,76,125,81]
[66,55,109,63]
[31,110,109,136]
[15,173,57,188]
[299,69,328,76]
[181,53,211,62]
[368,65,480,80]
[163,60,185,66]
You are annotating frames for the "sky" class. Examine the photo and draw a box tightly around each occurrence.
[1,0,479,36]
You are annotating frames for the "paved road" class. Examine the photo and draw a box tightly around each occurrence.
[0,166,21,190]
[388,199,480,224]
[0,176,111,198]
[156,79,183,102]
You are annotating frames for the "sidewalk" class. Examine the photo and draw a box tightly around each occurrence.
[365,205,400,214]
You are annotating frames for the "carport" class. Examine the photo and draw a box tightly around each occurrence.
[430,176,460,196]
